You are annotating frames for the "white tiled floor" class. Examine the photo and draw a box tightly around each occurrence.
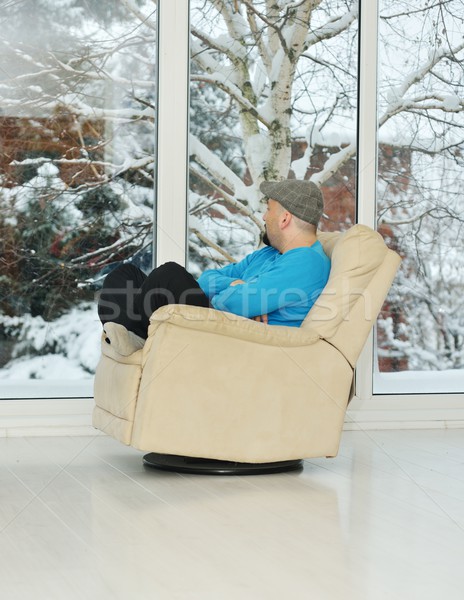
[1,429,463,600]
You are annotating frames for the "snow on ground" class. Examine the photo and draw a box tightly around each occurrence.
[0,302,102,381]
[0,354,93,381]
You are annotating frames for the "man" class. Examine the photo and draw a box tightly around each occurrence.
[97,179,330,342]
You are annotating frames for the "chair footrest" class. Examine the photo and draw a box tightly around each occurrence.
[143,453,303,475]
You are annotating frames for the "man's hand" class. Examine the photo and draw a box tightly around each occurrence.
[229,280,267,323]
[253,314,268,324]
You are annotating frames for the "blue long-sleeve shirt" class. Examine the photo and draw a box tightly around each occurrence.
[197,242,330,327]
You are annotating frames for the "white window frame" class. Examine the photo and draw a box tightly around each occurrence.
[349,0,464,428]
[155,0,190,267]
[0,0,463,434]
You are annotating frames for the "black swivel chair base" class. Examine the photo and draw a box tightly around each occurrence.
[143,453,304,476]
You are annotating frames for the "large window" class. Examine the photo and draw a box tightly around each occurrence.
[0,0,157,397]
[374,1,464,394]
[0,0,463,410]
[188,0,358,276]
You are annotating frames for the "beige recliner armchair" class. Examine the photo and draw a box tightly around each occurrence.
[93,224,401,474]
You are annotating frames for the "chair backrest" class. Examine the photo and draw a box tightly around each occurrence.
[302,224,401,367]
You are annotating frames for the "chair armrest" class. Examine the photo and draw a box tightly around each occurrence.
[99,332,144,364]
[148,304,321,347]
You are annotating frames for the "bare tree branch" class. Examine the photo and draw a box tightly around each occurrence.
[119,0,157,32]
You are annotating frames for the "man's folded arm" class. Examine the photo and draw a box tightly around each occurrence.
[197,254,253,299]
[210,267,301,318]
[211,260,327,319]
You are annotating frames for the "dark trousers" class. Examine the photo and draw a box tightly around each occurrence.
[97,262,210,339]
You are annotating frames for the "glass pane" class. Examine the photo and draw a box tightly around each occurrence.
[375,2,464,394]
[188,0,358,277]
[0,0,157,397]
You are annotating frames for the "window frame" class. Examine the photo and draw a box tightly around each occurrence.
[351,0,464,425]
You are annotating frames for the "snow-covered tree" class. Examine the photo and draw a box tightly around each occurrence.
[374,1,464,371]
[0,0,156,376]
[0,0,156,274]
[188,0,464,372]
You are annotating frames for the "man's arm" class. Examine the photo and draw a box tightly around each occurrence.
[210,255,327,319]
[229,279,268,322]
[197,254,253,299]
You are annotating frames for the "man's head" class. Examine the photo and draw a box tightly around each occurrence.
[260,179,324,251]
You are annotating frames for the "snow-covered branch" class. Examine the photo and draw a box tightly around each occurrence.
[306,5,358,47]
[380,206,464,227]
[190,74,270,127]
[189,165,263,229]
[190,39,229,79]
[64,98,155,121]
[188,238,231,264]
[387,40,464,108]
[310,143,356,186]
[68,232,146,265]
[190,228,236,263]
[212,0,250,48]
[52,57,154,90]
[15,155,105,171]
[189,134,248,199]
[204,200,261,238]
[400,98,462,113]
[191,26,242,62]
[2,38,155,91]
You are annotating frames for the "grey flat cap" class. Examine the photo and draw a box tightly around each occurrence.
[260,179,324,226]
